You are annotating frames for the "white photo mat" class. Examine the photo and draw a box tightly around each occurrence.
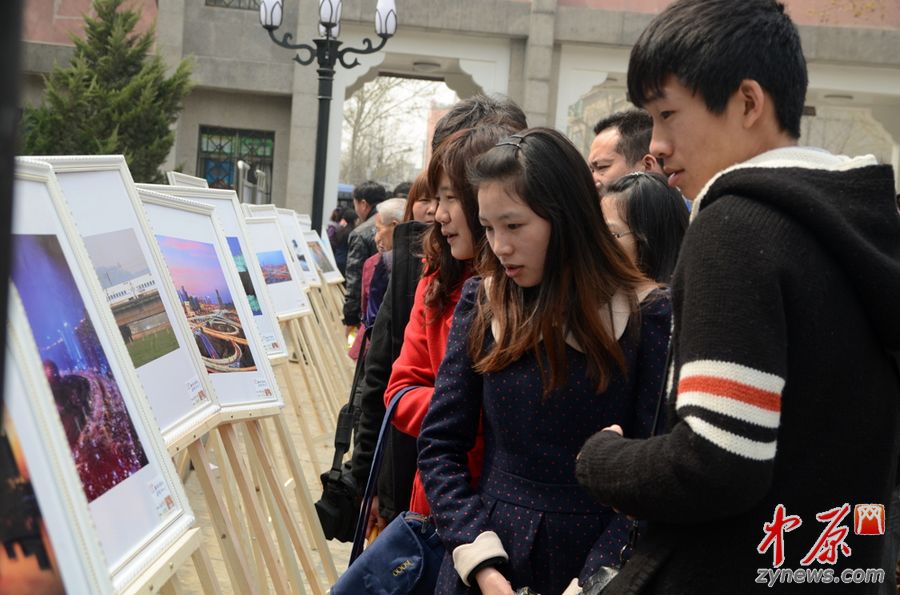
[243,215,313,319]
[136,189,284,416]
[276,208,322,287]
[303,229,343,284]
[135,184,289,360]
[10,160,194,591]
[26,155,220,451]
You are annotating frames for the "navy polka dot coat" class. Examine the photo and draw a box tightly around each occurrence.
[418,278,671,594]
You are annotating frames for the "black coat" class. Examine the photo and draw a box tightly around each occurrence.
[350,220,428,520]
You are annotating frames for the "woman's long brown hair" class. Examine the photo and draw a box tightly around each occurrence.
[421,126,516,316]
[467,128,648,395]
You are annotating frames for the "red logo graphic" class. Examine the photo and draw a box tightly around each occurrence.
[758,504,803,567]
[800,503,852,566]
[854,504,885,536]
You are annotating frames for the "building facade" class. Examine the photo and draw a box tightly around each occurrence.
[21,0,900,228]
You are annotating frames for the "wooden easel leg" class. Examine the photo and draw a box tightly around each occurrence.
[244,427,309,595]
[268,414,339,584]
[209,429,264,589]
[190,539,224,595]
[293,318,340,425]
[188,439,260,595]
[288,318,336,430]
[281,320,329,435]
[298,315,343,420]
[274,359,323,471]
[244,418,327,595]
[219,422,293,595]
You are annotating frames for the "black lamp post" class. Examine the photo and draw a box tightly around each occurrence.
[259,0,397,233]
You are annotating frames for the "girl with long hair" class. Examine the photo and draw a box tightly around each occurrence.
[383,125,515,516]
[417,128,672,595]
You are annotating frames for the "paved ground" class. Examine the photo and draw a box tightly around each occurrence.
[172,358,353,594]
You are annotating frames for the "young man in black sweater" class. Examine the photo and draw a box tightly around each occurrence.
[575,1,900,593]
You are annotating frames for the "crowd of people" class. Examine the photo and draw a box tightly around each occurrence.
[327,1,900,593]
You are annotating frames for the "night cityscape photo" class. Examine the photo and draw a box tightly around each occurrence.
[11,234,150,503]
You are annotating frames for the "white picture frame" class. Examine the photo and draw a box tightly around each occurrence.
[276,208,322,288]
[24,156,220,453]
[243,215,313,319]
[136,188,284,418]
[303,229,344,284]
[135,184,290,361]
[165,171,209,188]
[296,213,313,231]
[242,203,278,218]
[10,160,194,591]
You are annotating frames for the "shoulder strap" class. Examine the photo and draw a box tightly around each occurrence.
[325,327,370,483]
[349,386,415,564]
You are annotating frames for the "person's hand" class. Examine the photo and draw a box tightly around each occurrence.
[474,567,515,595]
[603,424,623,435]
[365,496,388,540]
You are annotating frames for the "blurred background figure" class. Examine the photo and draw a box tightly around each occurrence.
[403,171,438,224]
[392,181,412,199]
[343,181,388,337]
[329,207,358,276]
[601,172,688,284]
[589,109,664,195]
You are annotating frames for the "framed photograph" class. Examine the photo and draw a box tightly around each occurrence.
[165,171,208,188]
[136,189,284,417]
[243,215,313,319]
[276,208,322,287]
[26,156,220,451]
[135,184,289,362]
[303,229,343,284]
[10,160,194,591]
[242,203,278,218]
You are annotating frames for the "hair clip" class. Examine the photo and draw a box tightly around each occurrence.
[495,134,526,151]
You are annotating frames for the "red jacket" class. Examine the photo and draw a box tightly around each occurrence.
[385,272,483,515]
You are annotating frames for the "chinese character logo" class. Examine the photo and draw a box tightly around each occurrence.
[800,504,852,566]
[854,504,885,536]
[758,504,803,567]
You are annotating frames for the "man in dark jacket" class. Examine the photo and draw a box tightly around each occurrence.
[575,1,900,593]
[342,181,386,335]
[348,94,528,533]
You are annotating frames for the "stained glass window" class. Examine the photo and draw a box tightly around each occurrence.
[197,126,274,204]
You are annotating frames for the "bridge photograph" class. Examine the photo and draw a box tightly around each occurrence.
[155,234,258,374]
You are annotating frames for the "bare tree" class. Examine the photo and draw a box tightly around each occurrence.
[341,76,440,187]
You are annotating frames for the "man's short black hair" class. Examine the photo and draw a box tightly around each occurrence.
[592,110,654,166]
[392,181,412,198]
[432,94,528,150]
[352,180,387,206]
[627,0,807,139]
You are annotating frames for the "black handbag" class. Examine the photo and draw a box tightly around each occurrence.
[314,328,370,542]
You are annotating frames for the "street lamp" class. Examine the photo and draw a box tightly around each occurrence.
[259,0,397,233]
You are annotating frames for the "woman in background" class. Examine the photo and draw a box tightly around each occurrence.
[601,171,688,284]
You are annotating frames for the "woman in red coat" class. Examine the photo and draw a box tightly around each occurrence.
[384,125,512,514]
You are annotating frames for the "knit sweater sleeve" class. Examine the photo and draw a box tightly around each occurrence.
[384,276,436,437]
[576,197,787,522]
[417,279,492,553]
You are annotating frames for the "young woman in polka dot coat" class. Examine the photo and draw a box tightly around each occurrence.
[417,128,672,595]
[384,125,517,516]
